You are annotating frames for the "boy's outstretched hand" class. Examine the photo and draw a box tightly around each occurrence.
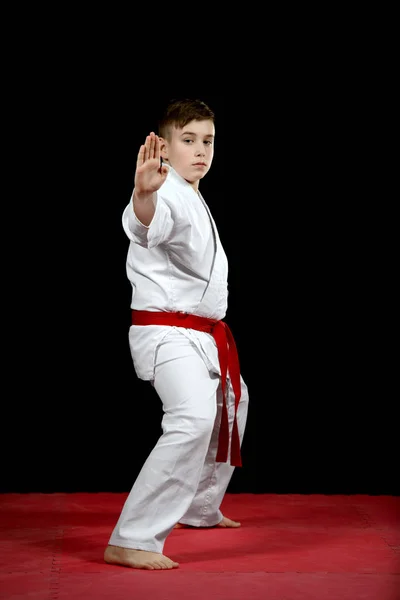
[135,132,168,197]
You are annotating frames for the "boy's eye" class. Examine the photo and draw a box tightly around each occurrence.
[183,139,213,145]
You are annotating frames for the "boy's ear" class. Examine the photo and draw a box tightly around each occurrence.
[159,137,169,160]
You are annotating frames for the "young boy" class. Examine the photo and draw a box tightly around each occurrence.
[104,98,249,570]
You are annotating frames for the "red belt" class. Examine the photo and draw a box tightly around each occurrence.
[131,310,242,467]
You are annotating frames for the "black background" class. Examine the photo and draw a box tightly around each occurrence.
[3,85,397,497]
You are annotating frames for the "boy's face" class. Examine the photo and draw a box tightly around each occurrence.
[160,119,215,189]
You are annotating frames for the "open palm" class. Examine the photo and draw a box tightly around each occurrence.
[135,132,168,196]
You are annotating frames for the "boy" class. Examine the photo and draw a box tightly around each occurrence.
[104,98,249,570]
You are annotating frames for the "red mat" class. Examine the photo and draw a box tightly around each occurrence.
[0,493,398,599]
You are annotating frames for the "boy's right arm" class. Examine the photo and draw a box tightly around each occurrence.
[133,132,168,227]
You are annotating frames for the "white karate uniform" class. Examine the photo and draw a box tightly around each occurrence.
[108,166,249,553]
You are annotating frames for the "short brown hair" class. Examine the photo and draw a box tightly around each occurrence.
[158,98,215,140]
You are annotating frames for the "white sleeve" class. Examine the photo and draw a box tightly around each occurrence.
[122,191,175,249]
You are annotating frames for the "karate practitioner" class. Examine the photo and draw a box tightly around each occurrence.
[104,98,249,570]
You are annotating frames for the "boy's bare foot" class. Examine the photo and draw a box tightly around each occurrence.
[104,545,179,570]
[174,516,241,529]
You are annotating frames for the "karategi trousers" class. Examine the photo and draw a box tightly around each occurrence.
[108,327,249,553]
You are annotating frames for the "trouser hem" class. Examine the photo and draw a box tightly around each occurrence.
[178,514,223,527]
[108,541,161,553]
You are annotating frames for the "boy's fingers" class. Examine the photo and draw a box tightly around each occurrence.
[141,135,149,160]
[154,135,160,159]
[136,133,162,170]
[149,132,155,158]
[136,145,145,166]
